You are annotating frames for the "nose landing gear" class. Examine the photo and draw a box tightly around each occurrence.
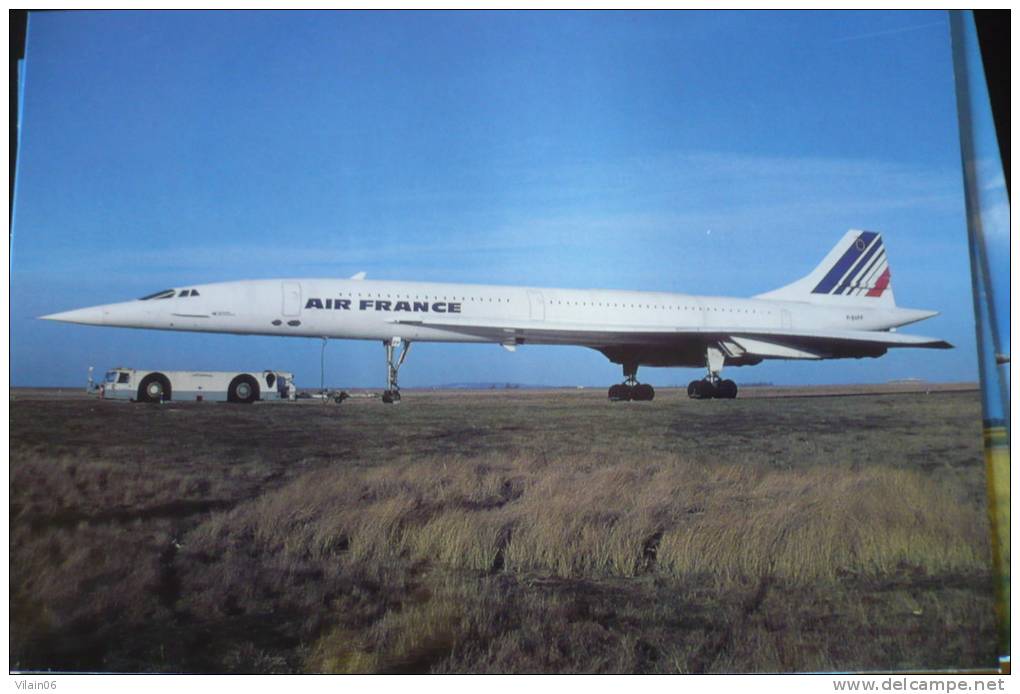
[382,337,411,404]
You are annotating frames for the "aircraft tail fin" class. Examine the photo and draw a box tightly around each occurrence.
[755,230,896,307]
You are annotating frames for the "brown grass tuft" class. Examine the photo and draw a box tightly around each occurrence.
[186,451,989,588]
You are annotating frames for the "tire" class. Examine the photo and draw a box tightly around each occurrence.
[228,374,260,404]
[382,390,399,404]
[138,373,171,403]
[717,379,738,399]
[633,383,655,401]
[688,379,716,400]
[608,384,632,402]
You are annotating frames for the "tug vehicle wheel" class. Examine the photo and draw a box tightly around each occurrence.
[138,373,172,403]
[228,375,260,404]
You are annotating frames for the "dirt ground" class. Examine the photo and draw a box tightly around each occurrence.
[10,385,999,673]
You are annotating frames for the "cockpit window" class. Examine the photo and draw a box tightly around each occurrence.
[190,289,199,297]
[139,289,176,300]
[178,290,190,297]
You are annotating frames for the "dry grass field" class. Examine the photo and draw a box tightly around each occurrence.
[10,386,998,673]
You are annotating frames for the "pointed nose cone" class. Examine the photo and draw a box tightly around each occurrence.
[39,306,108,326]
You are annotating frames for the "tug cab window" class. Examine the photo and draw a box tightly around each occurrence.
[118,372,130,384]
[139,289,176,300]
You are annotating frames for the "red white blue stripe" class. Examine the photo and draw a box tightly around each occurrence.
[812,231,890,297]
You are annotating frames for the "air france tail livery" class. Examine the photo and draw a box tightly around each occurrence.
[41,231,950,402]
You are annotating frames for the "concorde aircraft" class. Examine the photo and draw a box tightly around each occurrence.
[41,230,951,403]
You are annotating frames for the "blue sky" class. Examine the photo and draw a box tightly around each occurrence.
[11,10,1007,388]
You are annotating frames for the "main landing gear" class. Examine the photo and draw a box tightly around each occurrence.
[687,378,738,399]
[688,346,738,400]
[608,362,655,402]
[382,337,411,404]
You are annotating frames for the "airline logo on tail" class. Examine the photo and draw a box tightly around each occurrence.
[812,231,891,297]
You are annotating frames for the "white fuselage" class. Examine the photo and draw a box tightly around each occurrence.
[60,278,927,344]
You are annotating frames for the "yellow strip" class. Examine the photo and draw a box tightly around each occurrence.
[983,426,1009,670]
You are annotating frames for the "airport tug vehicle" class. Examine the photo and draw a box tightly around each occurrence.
[95,368,294,404]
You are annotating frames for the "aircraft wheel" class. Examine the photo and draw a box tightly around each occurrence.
[633,383,655,401]
[608,384,631,402]
[228,374,259,404]
[138,373,171,403]
[382,390,400,404]
[688,379,716,399]
[717,379,738,399]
